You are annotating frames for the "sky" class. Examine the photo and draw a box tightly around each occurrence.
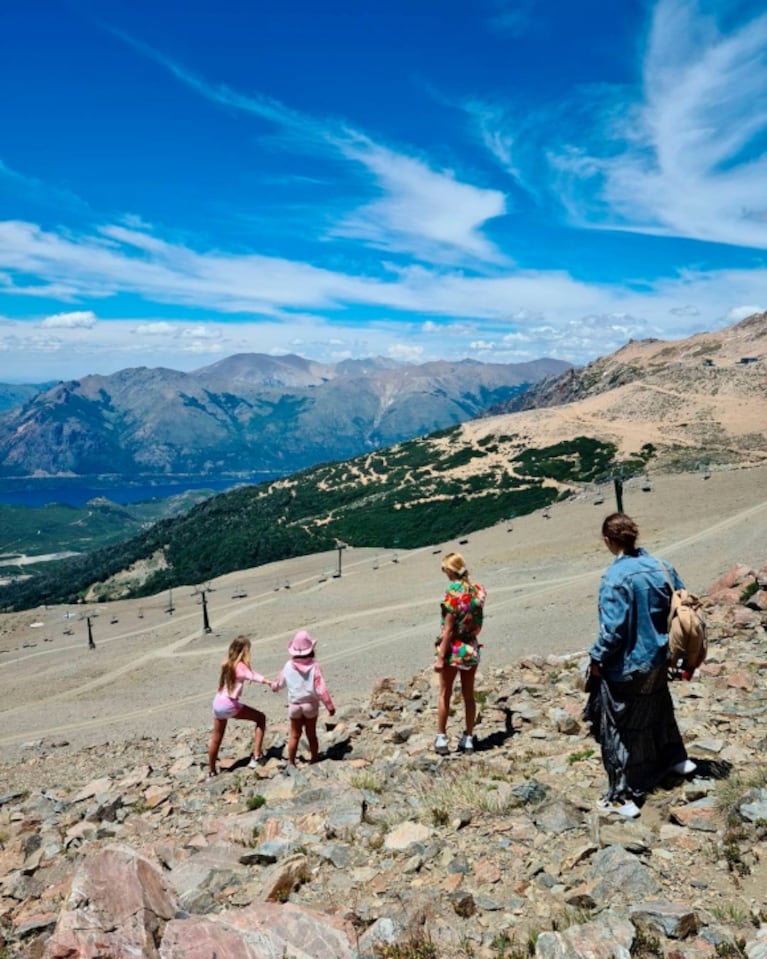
[0,0,766,383]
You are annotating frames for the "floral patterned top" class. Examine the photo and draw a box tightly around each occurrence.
[440,580,486,643]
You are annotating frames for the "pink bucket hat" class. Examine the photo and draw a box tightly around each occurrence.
[288,630,317,657]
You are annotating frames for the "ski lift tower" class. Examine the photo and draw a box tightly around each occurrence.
[612,465,625,513]
[193,584,213,633]
[333,540,348,579]
[85,614,96,650]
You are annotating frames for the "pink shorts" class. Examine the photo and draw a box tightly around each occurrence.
[213,694,242,720]
[288,702,319,720]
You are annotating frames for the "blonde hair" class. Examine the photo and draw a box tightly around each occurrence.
[441,551,470,582]
[219,635,252,693]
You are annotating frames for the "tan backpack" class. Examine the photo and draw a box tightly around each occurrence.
[661,565,707,678]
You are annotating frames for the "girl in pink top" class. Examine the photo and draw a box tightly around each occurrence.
[208,635,271,777]
[271,630,335,766]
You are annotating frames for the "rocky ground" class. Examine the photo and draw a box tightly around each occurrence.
[1,560,766,959]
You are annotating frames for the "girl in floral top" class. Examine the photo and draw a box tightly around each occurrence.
[433,552,487,755]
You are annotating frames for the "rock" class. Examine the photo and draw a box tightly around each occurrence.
[511,778,548,804]
[668,797,720,832]
[630,900,699,939]
[258,853,311,902]
[43,844,177,959]
[3,581,767,959]
[384,820,432,851]
[532,799,584,834]
[739,788,767,823]
[709,565,754,592]
[746,926,767,959]
[535,914,635,958]
[71,776,112,803]
[589,846,661,900]
[168,845,249,913]
[160,903,356,959]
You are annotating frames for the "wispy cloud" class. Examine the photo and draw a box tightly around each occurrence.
[0,219,572,320]
[0,159,90,214]
[333,138,508,264]
[546,0,767,249]
[115,31,507,265]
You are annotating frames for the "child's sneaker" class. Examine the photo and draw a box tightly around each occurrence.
[596,796,641,818]
[248,754,265,769]
[457,732,474,753]
[434,733,449,755]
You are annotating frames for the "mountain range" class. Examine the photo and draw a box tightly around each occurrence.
[0,312,764,610]
[0,354,569,480]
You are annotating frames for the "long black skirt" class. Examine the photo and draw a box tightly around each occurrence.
[583,666,687,801]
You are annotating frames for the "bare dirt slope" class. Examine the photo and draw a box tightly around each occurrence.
[489,311,767,469]
[1,463,765,768]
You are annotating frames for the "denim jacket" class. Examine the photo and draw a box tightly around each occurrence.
[589,548,684,682]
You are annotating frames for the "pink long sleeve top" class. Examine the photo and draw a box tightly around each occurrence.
[215,661,266,705]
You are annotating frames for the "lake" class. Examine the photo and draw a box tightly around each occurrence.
[0,476,275,509]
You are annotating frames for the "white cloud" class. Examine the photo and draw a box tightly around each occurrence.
[135,322,175,336]
[41,310,97,329]
[1,219,765,364]
[463,100,522,185]
[546,0,767,249]
[388,343,424,362]
[179,340,226,354]
[725,304,764,323]
[3,333,65,353]
[179,325,222,340]
[334,139,507,264]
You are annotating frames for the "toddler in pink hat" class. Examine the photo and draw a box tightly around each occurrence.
[272,630,335,766]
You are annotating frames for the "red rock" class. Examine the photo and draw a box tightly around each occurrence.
[731,607,762,628]
[747,589,767,611]
[44,844,177,959]
[472,858,502,884]
[704,586,743,605]
[708,565,754,592]
[725,670,755,691]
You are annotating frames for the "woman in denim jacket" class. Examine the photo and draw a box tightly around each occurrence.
[587,513,695,818]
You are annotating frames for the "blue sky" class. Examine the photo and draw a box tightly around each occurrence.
[0,0,765,382]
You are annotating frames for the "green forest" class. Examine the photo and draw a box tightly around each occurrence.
[0,432,650,611]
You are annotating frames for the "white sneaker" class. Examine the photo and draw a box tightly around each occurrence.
[597,797,641,819]
[458,732,474,753]
[671,758,697,776]
[434,734,449,755]
[248,754,265,769]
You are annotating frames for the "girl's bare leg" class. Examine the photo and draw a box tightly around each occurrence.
[237,704,266,758]
[459,667,477,735]
[208,718,228,775]
[287,717,303,765]
[305,716,319,762]
[437,666,458,735]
